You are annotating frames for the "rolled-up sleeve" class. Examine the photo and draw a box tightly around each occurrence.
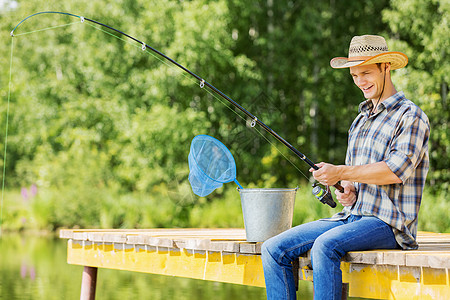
[385,113,430,183]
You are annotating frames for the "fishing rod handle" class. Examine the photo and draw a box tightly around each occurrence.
[334,183,345,193]
[311,163,345,193]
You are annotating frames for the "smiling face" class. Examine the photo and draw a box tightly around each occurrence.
[350,63,390,101]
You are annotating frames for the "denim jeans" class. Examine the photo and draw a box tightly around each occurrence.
[261,215,399,300]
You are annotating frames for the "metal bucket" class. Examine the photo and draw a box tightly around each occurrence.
[238,188,298,242]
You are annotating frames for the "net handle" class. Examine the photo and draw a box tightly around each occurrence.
[234,179,243,189]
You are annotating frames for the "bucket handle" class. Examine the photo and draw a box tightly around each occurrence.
[237,186,299,191]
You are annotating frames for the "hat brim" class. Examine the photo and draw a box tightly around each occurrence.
[330,52,408,70]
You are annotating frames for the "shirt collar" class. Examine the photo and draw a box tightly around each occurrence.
[358,91,406,115]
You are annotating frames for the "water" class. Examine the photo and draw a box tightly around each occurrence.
[0,233,317,299]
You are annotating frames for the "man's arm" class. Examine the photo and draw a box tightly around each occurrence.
[339,161,402,185]
[310,161,402,186]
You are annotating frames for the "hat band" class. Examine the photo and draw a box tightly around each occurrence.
[348,56,373,62]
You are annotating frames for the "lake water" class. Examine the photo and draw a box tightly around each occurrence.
[0,233,318,299]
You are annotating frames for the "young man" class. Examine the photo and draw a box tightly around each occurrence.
[261,35,430,300]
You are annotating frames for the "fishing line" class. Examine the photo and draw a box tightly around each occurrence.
[0,38,14,235]
[82,21,308,178]
[201,88,309,180]
[9,12,342,199]
[1,16,83,233]
[12,21,82,37]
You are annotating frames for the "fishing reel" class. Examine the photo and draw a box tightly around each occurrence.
[312,183,337,208]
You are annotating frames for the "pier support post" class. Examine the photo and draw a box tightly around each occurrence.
[341,282,349,300]
[293,259,299,291]
[80,266,98,300]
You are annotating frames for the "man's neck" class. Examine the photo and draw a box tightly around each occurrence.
[370,82,397,112]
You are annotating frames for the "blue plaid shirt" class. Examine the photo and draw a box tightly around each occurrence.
[330,91,430,249]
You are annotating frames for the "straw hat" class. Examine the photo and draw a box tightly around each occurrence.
[330,35,408,70]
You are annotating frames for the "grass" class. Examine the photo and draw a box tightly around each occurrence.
[0,184,448,233]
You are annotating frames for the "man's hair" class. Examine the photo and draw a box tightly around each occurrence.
[376,63,383,71]
[376,62,391,72]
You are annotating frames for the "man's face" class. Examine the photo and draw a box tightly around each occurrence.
[349,64,387,100]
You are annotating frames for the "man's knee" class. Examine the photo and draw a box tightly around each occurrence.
[310,234,342,262]
[261,237,276,261]
[261,236,291,266]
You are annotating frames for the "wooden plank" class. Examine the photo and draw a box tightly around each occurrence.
[417,231,450,237]
[61,228,450,270]
[87,233,105,242]
[59,230,74,239]
[103,233,127,243]
[61,228,244,233]
[73,232,88,241]
[63,229,450,300]
[148,236,174,248]
[126,234,149,244]
[61,228,450,245]
[343,250,385,264]
[380,251,407,266]
[405,252,450,269]
[175,238,211,250]
[60,228,247,240]
[209,241,240,253]
[405,252,430,268]
[418,244,450,250]
[428,254,450,269]
[239,242,262,254]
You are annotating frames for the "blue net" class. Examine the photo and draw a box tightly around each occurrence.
[188,135,243,197]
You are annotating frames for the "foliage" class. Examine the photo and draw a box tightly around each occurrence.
[0,0,447,231]
[418,188,450,233]
[2,184,449,233]
[0,0,393,192]
[383,0,449,193]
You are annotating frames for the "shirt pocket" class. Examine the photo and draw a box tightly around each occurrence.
[368,128,393,161]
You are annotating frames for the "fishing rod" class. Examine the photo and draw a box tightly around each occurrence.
[11,11,340,207]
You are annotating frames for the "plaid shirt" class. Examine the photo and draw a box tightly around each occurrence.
[329,91,430,249]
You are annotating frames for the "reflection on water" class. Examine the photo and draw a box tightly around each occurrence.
[1,234,81,300]
[0,234,316,299]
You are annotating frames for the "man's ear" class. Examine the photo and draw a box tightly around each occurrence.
[385,62,391,72]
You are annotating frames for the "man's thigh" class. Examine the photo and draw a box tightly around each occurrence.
[263,219,344,263]
[314,216,398,254]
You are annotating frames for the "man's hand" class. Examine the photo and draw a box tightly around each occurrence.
[335,181,357,207]
[309,162,342,186]
[311,161,402,186]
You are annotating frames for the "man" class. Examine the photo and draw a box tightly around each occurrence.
[261,35,430,300]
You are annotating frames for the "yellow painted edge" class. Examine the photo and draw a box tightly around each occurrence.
[344,263,450,299]
[67,240,265,287]
[66,240,450,298]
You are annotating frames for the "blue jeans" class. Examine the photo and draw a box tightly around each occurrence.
[261,215,399,300]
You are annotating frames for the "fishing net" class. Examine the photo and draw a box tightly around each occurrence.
[188,135,243,197]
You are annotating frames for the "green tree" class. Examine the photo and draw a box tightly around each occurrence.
[383,0,449,193]
[0,0,447,230]
[226,0,390,185]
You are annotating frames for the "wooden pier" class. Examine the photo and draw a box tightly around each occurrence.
[60,228,450,299]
